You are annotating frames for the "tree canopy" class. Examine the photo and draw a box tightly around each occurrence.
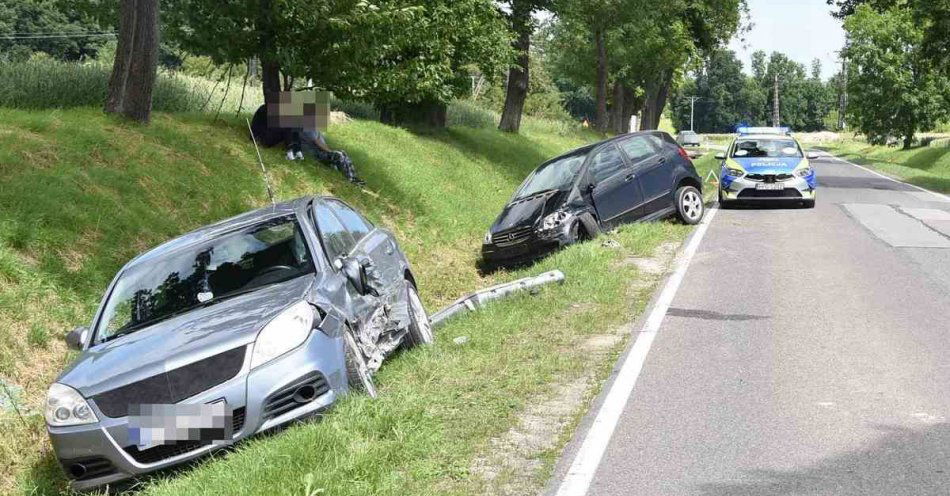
[0,0,106,61]
[843,4,950,148]
[670,49,835,133]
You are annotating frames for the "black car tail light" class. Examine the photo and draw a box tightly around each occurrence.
[677,146,692,162]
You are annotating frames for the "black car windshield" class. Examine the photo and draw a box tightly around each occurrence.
[95,216,314,343]
[513,153,587,200]
[731,138,802,158]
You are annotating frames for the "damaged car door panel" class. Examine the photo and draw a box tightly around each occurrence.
[481,131,705,269]
[45,196,431,490]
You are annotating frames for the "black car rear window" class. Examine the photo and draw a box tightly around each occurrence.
[94,216,314,343]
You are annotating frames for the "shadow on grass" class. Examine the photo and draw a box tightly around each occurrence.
[408,126,581,184]
[695,423,950,496]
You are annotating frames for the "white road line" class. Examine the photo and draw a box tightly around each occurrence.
[554,206,719,496]
[832,155,950,202]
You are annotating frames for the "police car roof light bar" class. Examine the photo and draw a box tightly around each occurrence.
[736,126,791,136]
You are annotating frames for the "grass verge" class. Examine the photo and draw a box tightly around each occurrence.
[0,107,697,495]
[817,138,950,193]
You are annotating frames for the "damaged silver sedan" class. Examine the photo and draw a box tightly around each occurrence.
[45,196,432,490]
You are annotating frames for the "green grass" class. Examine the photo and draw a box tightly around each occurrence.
[0,107,697,495]
[818,137,950,193]
[0,60,263,114]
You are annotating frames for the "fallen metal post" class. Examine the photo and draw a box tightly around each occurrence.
[430,270,566,328]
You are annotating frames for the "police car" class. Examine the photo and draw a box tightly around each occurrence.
[716,127,818,208]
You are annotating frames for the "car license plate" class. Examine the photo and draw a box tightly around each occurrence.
[755,183,784,191]
[130,401,231,450]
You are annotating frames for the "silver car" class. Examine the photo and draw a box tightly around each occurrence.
[45,196,432,490]
[676,130,702,147]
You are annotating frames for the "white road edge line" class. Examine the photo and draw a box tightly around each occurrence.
[831,155,950,202]
[554,205,719,496]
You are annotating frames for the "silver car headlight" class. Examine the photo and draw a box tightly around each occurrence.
[250,301,315,369]
[540,211,569,231]
[483,230,492,244]
[725,168,744,178]
[46,383,98,427]
[795,167,813,178]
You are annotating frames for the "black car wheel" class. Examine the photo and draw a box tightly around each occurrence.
[405,283,433,347]
[675,185,704,224]
[344,328,377,398]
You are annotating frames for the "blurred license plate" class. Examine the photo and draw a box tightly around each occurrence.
[130,401,231,450]
[756,183,784,190]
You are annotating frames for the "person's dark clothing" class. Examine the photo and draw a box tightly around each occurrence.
[250,105,288,148]
[299,128,362,184]
[249,105,361,184]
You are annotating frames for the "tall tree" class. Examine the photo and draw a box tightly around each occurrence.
[844,5,949,148]
[104,0,160,123]
[498,0,551,132]
[829,0,950,76]
[164,0,511,127]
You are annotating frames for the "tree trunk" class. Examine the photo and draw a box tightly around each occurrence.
[593,27,608,132]
[261,60,281,102]
[621,86,639,134]
[379,101,447,128]
[903,133,914,150]
[259,0,281,104]
[641,69,672,130]
[609,80,625,134]
[104,0,137,114]
[499,6,531,133]
[120,0,159,123]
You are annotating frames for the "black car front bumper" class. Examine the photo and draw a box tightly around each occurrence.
[480,226,571,269]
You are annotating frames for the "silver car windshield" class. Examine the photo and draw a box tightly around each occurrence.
[514,153,586,200]
[95,216,314,343]
[731,138,802,158]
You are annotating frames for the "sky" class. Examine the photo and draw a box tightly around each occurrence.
[728,0,846,80]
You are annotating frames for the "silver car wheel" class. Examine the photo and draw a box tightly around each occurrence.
[682,190,703,221]
[407,285,434,344]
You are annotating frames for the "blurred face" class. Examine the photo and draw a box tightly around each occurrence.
[266,91,330,130]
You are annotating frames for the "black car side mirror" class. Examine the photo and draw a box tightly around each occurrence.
[65,326,89,351]
[341,257,370,295]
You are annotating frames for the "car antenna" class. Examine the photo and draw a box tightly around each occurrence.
[245,117,277,206]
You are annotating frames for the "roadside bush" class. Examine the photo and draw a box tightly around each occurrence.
[330,97,379,120]
[447,99,498,128]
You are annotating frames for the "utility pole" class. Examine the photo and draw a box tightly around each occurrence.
[772,74,781,127]
[837,40,848,131]
[686,96,701,131]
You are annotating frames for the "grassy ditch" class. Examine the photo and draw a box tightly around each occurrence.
[0,108,700,494]
[818,138,950,193]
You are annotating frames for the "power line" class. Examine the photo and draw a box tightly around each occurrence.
[0,33,116,40]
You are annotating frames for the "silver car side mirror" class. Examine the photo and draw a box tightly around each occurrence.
[714,152,726,160]
[65,326,89,351]
[341,257,369,295]
[806,152,820,160]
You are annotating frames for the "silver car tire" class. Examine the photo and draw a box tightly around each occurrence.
[676,186,704,225]
[344,328,378,398]
[405,284,434,347]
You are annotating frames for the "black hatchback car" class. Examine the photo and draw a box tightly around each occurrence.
[481,131,704,268]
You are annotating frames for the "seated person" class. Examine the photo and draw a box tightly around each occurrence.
[289,128,362,184]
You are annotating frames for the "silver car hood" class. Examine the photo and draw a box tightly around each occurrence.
[58,275,316,397]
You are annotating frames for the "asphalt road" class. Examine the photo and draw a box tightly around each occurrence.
[552,154,950,496]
